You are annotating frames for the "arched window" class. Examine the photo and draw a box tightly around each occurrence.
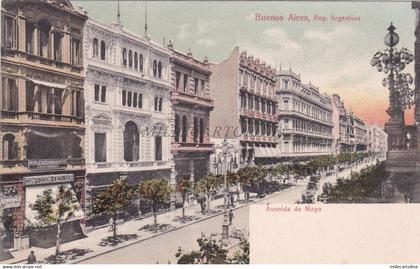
[175,114,180,142]
[100,40,106,60]
[199,119,205,143]
[134,52,138,69]
[153,60,157,77]
[193,117,198,143]
[128,50,133,68]
[92,38,98,58]
[122,48,127,66]
[124,121,139,161]
[39,19,51,58]
[158,61,162,78]
[139,54,143,72]
[181,115,188,143]
[2,134,17,160]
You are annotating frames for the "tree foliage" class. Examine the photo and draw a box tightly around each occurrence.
[139,178,172,232]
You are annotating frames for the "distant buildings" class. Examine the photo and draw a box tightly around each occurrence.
[275,69,334,162]
[332,94,352,153]
[83,18,173,227]
[209,47,278,170]
[368,125,388,157]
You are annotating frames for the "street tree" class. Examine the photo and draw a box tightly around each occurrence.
[194,174,223,210]
[176,177,193,219]
[229,238,250,264]
[139,178,172,233]
[93,178,135,242]
[31,186,82,259]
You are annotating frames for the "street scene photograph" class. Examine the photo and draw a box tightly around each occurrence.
[0,0,419,265]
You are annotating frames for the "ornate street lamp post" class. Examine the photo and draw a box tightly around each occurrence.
[213,139,238,242]
[371,23,414,150]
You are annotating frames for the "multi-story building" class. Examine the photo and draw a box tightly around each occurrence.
[332,94,353,153]
[275,68,334,162]
[368,125,388,157]
[209,47,278,169]
[1,0,87,249]
[353,114,368,152]
[167,43,214,184]
[83,18,173,227]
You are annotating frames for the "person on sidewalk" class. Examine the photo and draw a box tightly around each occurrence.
[228,209,234,225]
[230,193,235,208]
[27,250,36,264]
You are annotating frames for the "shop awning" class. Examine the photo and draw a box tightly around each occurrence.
[27,78,68,89]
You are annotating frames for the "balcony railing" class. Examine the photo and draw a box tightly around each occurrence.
[171,142,214,152]
[27,112,84,124]
[0,110,18,119]
[0,158,85,170]
[171,91,214,108]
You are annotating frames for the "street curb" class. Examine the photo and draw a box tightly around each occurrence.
[10,185,299,265]
[73,185,300,264]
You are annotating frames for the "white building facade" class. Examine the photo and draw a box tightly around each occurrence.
[83,19,173,227]
[276,69,334,162]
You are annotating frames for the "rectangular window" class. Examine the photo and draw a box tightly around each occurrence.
[127,91,132,107]
[154,97,158,111]
[101,86,106,103]
[26,82,34,111]
[71,37,82,66]
[159,97,163,112]
[175,72,181,90]
[1,77,18,111]
[76,91,82,117]
[1,15,17,49]
[183,74,188,92]
[54,32,62,61]
[94,84,100,102]
[54,88,62,114]
[122,90,126,106]
[201,80,205,96]
[155,136,162,161]
[133,92,137,108]
[94,133,107,162]
[26,22,34,54]
[138,93,143,108]
[194,78,199,95]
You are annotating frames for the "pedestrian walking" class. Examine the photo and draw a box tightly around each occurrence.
[230,193,235,208]
[27,250,36,264]
[228,209,234,225]
[108,217,114,233]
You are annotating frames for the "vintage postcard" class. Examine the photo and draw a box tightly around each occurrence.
[0,0,419,266]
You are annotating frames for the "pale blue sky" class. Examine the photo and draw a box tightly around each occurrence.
[73,1,416,125]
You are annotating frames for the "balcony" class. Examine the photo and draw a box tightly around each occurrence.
[1,111,84,124]
[171,91,214,109]
[0,158,85,172]
[0,110,19,119]
[171,141,214,153]
[240,110,278,122]
[27,112,84,124]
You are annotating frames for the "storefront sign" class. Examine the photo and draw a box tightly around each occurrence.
[23,174,74,186]
[0,196,21,209]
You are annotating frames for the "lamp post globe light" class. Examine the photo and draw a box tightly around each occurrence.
[213,139,238,242]
[371,23,414,150]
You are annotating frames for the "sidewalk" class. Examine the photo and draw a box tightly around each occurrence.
[3,183,301,265]
[314,160,378,200]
